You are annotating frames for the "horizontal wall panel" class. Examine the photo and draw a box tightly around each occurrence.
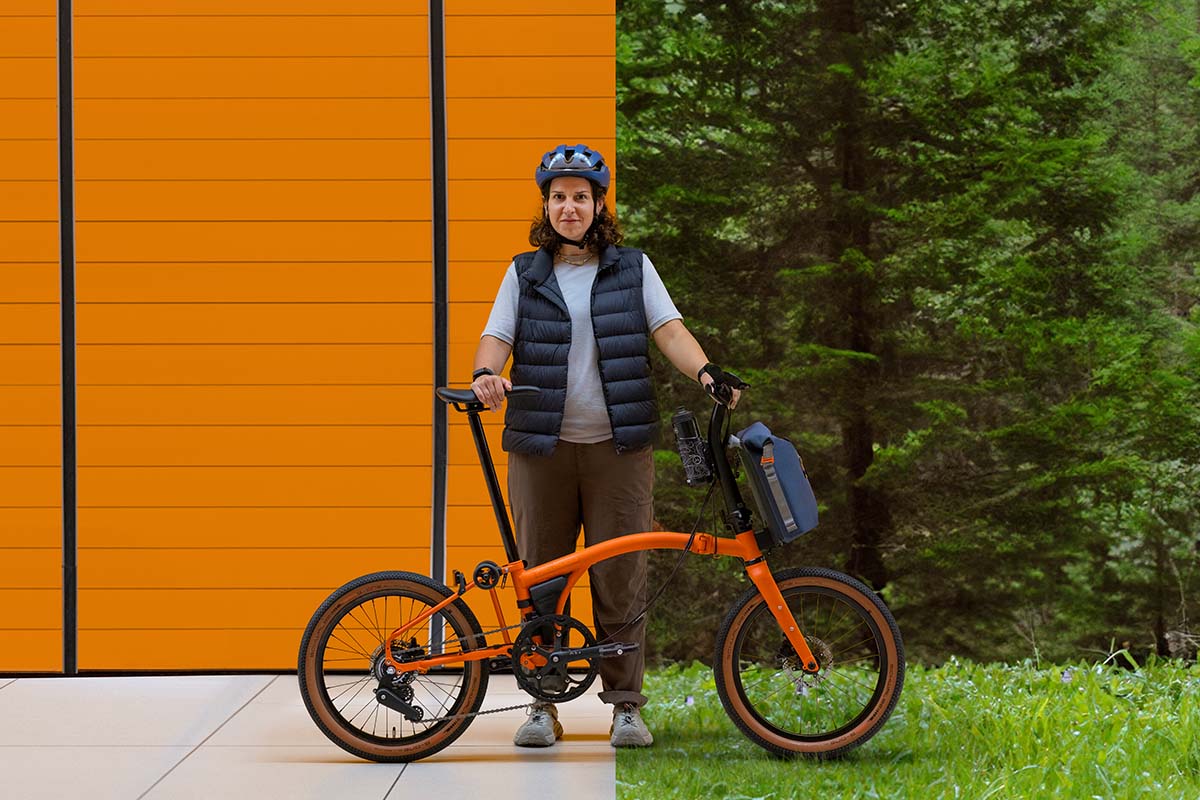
[76,344,433,384]
[77,386,434,425]
[446,98,613,139]
[0,305,57,343]
[447,222,529,262]
[450,261,510,303]
[79,426,432,467]
[448,302,491,344]
[448,420,505,467]
[0,100,56,139]
[0,509,61,547]
[78,548,428,589]
[0,590,61,629]
[75,304,433,344]
[446,57,614,98]
[447,506,513,549]
[446,139,616,180]
[74,18,428,58]
[0,388,60,424]
[77,629,309,671]
[0,19,55,58]
[0,631,61,672]
[1,222,60,262]
[0,182,57,220]
[449,464,507,507]
[75,221,431,262]
[445,17,613,58]
[75,1,426,12]
[4,1,55,14]
[79,507,431,548]
[449,341,483,378]
[76,57,429,99]
[76,264,433,303]
[448,180,532,221]
[0,60,56,99]
[0,428,60,466]
[0,144,59,180]
[78,466,432,508]
[0,347,59,383]
[77,181,431,222]
[0,265,59,303]
[0,549,60,588]
[0,469,59,507]
[76,141,432,181]
[447,1,613,13]
[75,99,430,139]
[79,588,331,630]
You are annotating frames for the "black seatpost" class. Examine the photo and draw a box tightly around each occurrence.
[466,411,522,565]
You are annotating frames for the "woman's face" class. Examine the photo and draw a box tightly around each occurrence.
[545,176,597,243]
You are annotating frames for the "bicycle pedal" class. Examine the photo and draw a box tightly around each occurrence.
[597,642,639,658]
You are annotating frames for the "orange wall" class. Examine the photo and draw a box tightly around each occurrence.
[444,0,616,634]
[0,0,616,671]
[0,1,63,672]
[71,0,433,670]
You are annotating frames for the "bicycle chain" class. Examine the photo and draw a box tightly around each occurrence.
[397,619,538,724]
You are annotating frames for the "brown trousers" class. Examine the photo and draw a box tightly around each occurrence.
[507,440,653,707]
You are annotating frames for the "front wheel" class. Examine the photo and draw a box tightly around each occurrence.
[714,567,904,758]
[298,571,489,762]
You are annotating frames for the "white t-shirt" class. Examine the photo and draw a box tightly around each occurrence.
[481,253,682,444]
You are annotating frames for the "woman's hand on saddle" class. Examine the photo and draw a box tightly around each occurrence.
[472,374,513,413]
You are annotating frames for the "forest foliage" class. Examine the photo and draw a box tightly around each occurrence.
[616,0,1200,664]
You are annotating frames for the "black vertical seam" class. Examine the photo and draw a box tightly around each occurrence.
[428,0,448,649]
[57,0,77,676]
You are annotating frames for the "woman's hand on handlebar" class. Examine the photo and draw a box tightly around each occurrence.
[471,374,512,413]
[699,363,749,409]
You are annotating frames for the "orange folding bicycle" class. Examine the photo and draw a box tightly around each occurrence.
[298,386,904,762]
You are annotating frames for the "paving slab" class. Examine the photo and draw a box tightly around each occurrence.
[0,674,616,800]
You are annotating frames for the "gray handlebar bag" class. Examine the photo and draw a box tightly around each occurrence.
[734,422,819,546]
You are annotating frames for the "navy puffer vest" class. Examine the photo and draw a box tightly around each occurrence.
[502,245,658,456]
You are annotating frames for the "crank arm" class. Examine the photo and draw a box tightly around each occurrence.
[547,641,639,664]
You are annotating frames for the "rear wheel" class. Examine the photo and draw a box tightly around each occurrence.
[714,567,904,758]
[298,571,489,762]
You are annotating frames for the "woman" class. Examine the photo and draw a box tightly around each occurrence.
[471,144,742,749]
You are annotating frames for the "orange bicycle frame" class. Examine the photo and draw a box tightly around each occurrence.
[386,388,822,676]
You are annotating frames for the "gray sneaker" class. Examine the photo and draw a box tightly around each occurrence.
[610,703,653,748]
[513,702,563,747]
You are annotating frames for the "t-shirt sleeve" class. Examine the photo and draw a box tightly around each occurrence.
[481,262,519,345]
[642,254,683,333]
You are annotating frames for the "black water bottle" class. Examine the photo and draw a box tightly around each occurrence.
[672,407,714,486]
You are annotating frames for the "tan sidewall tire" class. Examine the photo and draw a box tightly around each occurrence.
[716,570,903,757]
[299,573,487,762]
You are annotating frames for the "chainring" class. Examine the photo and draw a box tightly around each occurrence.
[512,615,600,703]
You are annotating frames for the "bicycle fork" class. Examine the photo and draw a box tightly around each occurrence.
[733,532,821,673]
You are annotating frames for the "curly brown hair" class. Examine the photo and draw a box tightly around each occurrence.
[528,186,624,251]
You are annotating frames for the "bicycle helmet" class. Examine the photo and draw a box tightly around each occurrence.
[535,144,610,193]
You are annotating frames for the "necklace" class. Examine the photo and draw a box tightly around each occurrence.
[557,249,594,266]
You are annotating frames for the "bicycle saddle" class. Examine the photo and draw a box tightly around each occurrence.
[435,385,540,411]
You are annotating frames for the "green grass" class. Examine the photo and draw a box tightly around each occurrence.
[616,658,1200,799]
